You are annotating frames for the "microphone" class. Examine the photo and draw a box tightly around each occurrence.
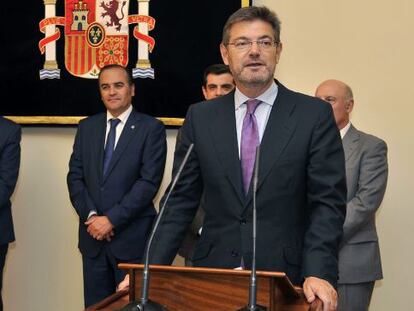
[237,145,267,311]
[120,143,195,311]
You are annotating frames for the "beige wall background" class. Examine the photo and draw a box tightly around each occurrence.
[3,0,414,309]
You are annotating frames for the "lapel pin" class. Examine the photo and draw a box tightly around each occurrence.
[131,125,135,129]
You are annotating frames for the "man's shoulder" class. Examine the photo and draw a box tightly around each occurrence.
[278,82,329,110]
[0,116,20,129]
[0,117,21,138]
[132,110,164,127]
[352,126,387,149]
[78,112,106,126]
[190,92,233,113]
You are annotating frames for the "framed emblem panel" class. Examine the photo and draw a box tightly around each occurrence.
[1,0,251,125]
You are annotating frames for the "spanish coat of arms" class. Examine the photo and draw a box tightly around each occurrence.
[39,0,155,79]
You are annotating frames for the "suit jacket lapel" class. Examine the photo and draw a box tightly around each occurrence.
[102,109,141,183]
[244,83,298,208]
[209,94,245,205]
[342,124,360,162]
[95,114,107,184]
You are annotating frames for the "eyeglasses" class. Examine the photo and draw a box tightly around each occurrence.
[226,39,278,51]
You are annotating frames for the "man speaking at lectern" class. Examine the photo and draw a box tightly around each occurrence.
[150,6,346,310]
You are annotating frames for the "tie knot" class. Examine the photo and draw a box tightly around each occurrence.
[110,118,121,128]
[246,99,261,115]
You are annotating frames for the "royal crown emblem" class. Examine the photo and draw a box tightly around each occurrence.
[39,0,155,79]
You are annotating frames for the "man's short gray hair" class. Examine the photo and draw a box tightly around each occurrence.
[222,6,281,45]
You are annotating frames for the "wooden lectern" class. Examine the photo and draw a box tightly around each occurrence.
[86,264,322,311]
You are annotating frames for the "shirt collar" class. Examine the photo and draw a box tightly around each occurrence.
[340,122,351,139]
[106,105,133,124]
[234,81,278,110]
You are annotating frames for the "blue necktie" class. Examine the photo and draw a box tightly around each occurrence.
[103,118,121,175]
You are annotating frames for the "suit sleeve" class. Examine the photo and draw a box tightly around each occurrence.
[0,124,21,208]
[303,103,347,287]
[105,120,167,228]
[341,139,388,244]
[149,105,204,264]
[67,122,98,221]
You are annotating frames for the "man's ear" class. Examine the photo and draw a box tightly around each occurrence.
[202,86,208,100]
[275,42,283,64]
[131,83,135,97]
[346,99,354,113]
[220,43,229,65]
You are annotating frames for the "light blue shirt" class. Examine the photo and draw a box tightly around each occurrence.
[234,81,278,157]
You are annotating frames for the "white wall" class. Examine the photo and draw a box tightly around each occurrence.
[4,0,414,310]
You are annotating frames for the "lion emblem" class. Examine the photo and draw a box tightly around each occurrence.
[100,0,127,31]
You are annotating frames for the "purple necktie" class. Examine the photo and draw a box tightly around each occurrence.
[241,99,261,194]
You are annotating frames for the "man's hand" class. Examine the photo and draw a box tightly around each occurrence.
[117,274,129,291]
[85,216,114,240]
[303,276,337,311]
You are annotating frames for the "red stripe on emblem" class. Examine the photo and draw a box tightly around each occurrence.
[67,37,72,73]
[80,38,85,74]
[88,44,92,74]
[74,36,79,75]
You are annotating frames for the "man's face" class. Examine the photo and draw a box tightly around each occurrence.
[220,20,282,91]
[202,73,235,100]
[315,80,354,130]
[99,67,135,117]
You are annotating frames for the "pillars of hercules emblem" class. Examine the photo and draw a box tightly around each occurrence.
[133,0,155,79]
[40,0,60,79]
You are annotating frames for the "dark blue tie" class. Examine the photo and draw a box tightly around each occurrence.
[103,118,121,175]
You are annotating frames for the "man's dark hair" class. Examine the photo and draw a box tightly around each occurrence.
[222,6,281,45]
[202,64,232,87]
[98,64,134,86]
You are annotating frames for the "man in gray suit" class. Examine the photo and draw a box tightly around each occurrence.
[316,79,388,311]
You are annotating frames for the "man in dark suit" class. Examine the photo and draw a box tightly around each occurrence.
[67,64,167,307]
[316,79,388,311]
[178,64,234,266]
[0,116,21,311]
[150,6,346,310]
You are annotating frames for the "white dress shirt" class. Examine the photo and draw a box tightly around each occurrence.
[340,122,351,139]
[234,81,278,157]
[104,104,133,148]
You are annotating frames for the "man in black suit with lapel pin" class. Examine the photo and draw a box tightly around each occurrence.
[149,6,346,311]
[67,64,167,307]
[0,116,21,311]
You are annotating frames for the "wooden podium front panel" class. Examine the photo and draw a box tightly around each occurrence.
[86,265,322,311]
[127,265,313,311]
[135,269,273,310]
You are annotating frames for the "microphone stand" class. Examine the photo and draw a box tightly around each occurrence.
[237,145,267,311]
[120,143,195,311]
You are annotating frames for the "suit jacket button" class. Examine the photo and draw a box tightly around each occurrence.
[240,219,247,225]
[231,250,239,257]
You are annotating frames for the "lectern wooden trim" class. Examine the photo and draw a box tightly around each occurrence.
[86,264,322,311]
